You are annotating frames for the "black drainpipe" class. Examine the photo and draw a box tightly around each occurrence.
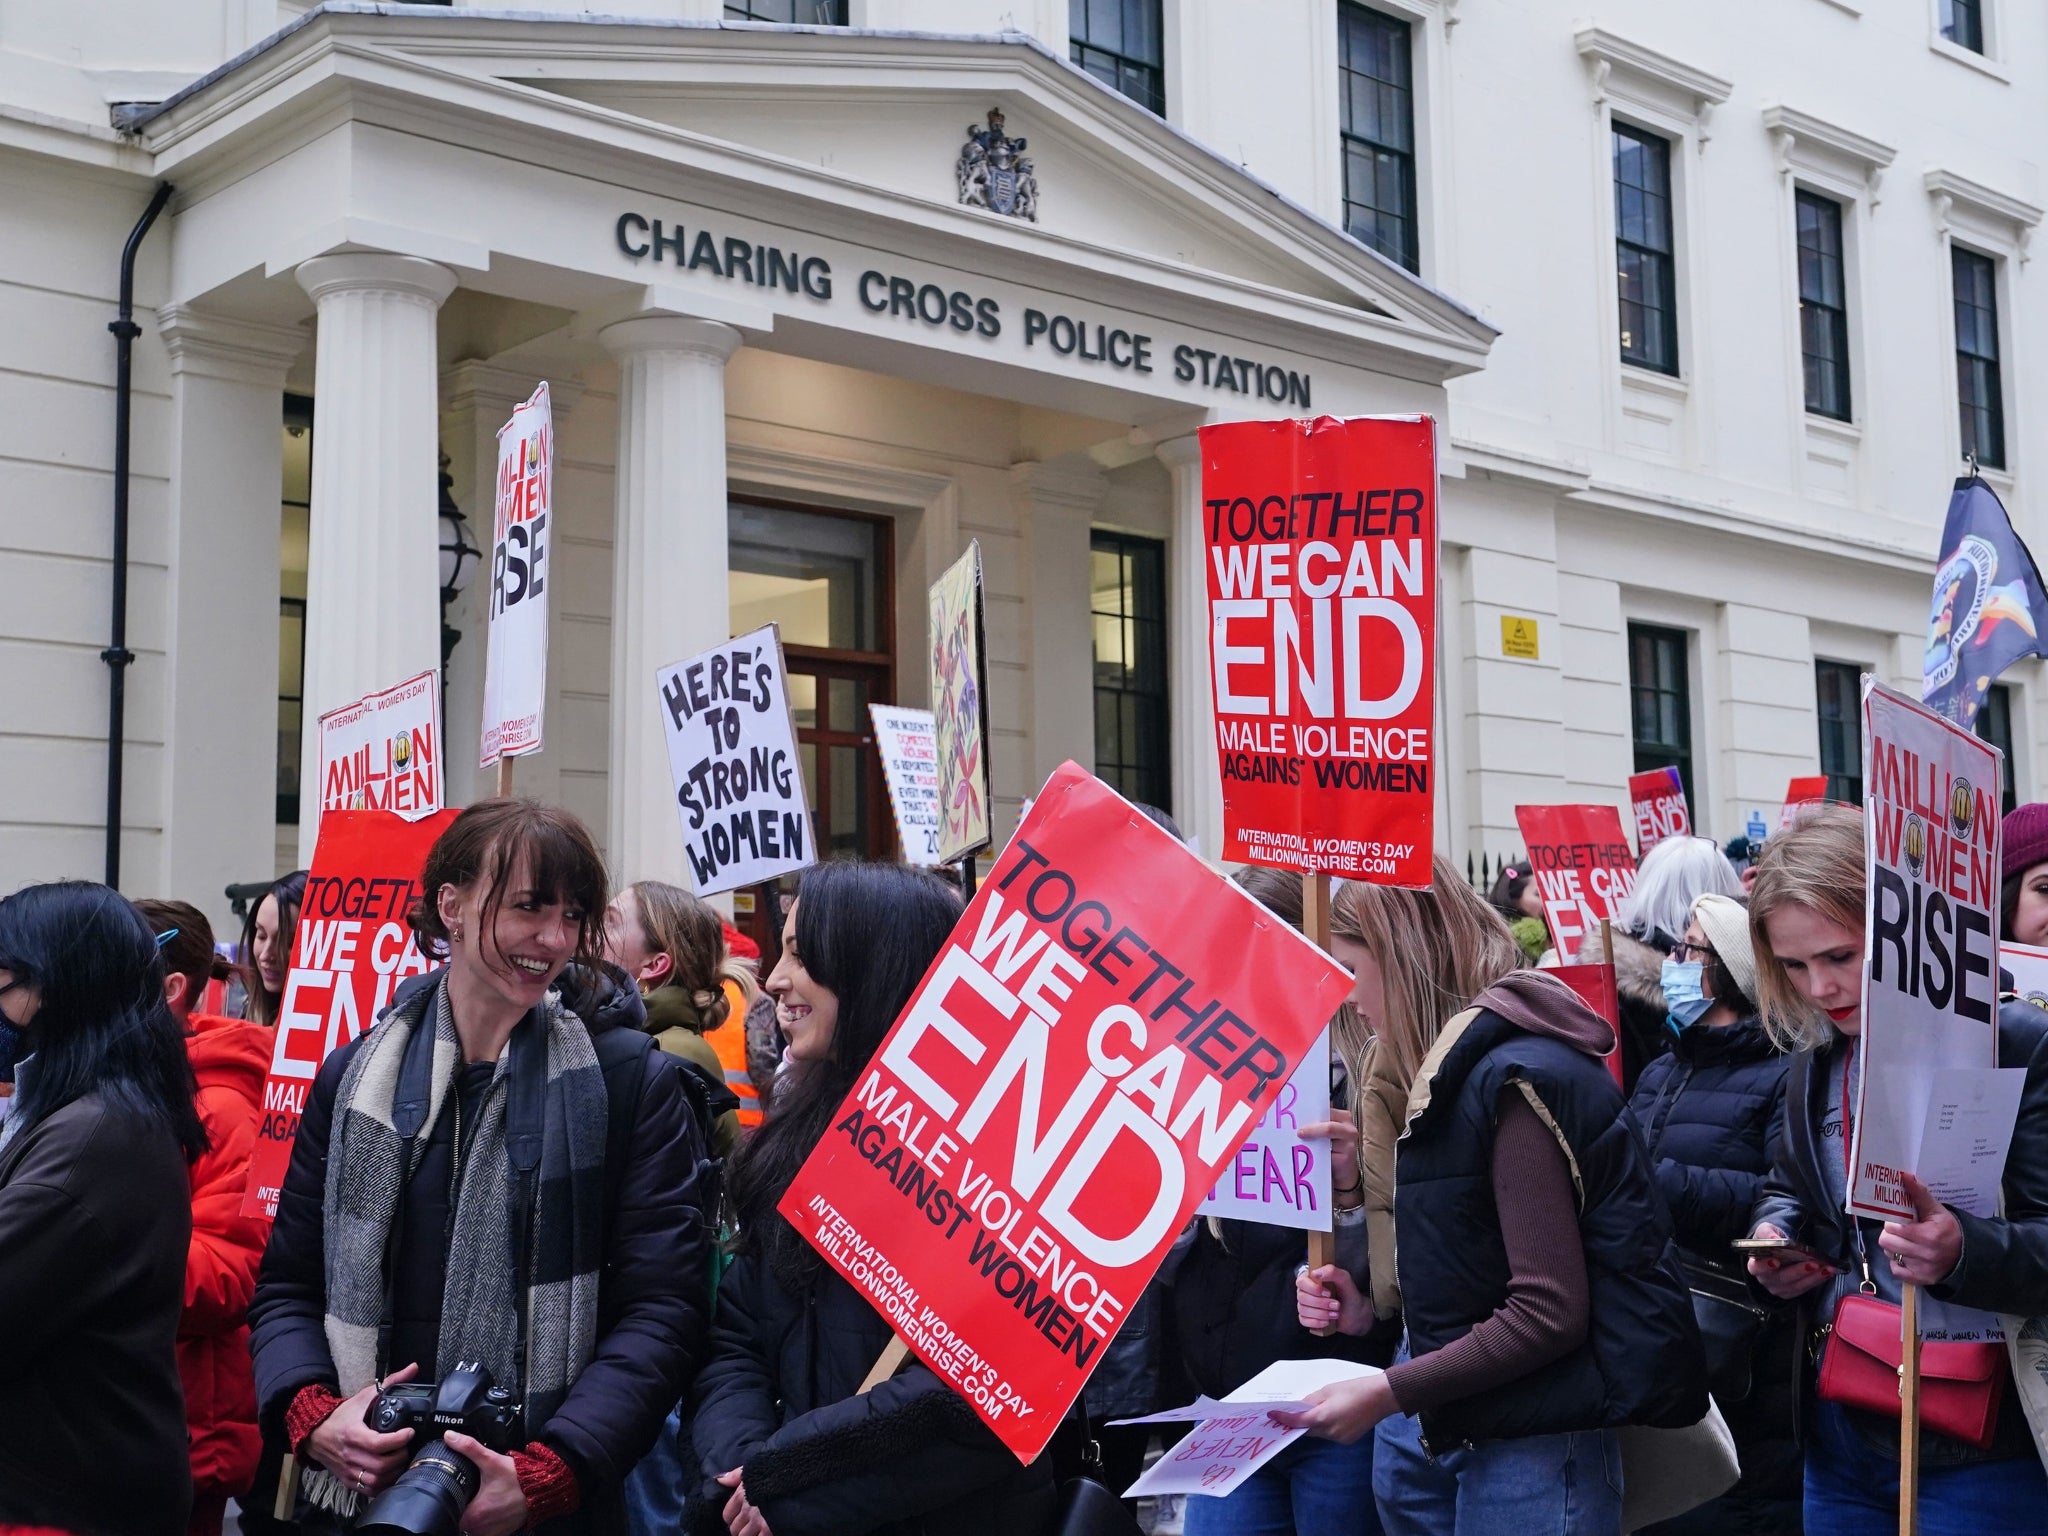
[103,180,174,889]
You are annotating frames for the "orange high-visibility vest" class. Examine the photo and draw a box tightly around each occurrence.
[710,978,762,1130]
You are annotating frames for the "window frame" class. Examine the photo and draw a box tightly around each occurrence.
[1627,621,1695,813]
[1090,529,1172,814]
[1796,190,1853,423]
[1612,120,1681,377]
[1940,0,1986,54]
[1814,659,1865,806]
[723,0,848,22]
[1952,243,2008,472]
[1336,1,1421,274]
[1069,0,1166,116]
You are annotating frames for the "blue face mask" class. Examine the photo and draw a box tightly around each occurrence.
[1661,959,1712,1032]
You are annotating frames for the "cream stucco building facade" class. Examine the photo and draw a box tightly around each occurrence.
[4,0,2043,934]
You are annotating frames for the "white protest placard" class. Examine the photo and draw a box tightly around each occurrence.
[1200,1029,1332,1232]
[869,703,943,868]
[480,381,552,768]
[1123,1360,1379,1498]
[315,669,443,827]
[1850,681,2003,1219]
[657,624,816,898]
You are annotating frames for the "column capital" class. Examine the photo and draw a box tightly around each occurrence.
[441,359,586,423]
[158,304,305,385]
[1153,434,1202,471]
[296,253,458,309]
[598,315,743,364]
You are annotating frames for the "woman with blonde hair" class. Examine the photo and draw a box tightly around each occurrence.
[1745,804,2048,1532]
[605,879,760,1156]
[1288,858,1705,1536]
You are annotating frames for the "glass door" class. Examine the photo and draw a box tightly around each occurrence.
[728,499,896,950]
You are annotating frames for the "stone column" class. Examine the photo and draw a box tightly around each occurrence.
[598,316,742,885]
[158,306,305,926]
[1157,435,1223,858]
[293,254,457,864]
[1012,462,1105,793]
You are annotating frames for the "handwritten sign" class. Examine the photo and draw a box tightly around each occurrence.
[1199,1030,1331,1231]
[656,624,816,897]
[871,703,943,868]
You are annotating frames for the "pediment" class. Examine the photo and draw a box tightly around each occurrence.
[535,76,1359,306]
[129,12,1495,375]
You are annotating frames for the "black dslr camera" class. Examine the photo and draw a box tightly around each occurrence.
[357,1362,521,1536]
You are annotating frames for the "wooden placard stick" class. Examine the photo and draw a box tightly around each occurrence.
[496,754,515,798]
[858,1335,911,1395]
[1900,1282,1923,1533]
[1303,870,1336,1274]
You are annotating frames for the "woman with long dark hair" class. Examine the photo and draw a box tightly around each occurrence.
[237,869,307,1027]
[0,881,208,1536]
[248,800,709,1535]
[692,861,1059,1536]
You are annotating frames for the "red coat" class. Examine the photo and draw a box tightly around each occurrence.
[180,1013,272,1498]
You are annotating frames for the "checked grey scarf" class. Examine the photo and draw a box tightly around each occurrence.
[306,976,607,1519]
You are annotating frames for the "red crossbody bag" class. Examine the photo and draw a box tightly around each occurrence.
[1813,1044,2006,1450]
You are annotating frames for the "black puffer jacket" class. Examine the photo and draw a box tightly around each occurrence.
[1753,998,2048,1467]
[689,1255,1057,1536]
[0,1093,194,1536]
[1629,1017,1801,1511]
[248,969,710,1533]
[1630,1017,1788,1248]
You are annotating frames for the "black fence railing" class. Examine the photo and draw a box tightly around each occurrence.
[1463,851,1525,894]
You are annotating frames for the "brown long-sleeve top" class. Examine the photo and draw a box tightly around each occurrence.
[1382,1088,1590,1415]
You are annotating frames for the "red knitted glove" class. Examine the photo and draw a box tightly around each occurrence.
[511,1442,579,1526]
[284,1383,347,1455]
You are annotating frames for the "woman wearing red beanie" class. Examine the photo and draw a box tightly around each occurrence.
[2001,803,2048,946]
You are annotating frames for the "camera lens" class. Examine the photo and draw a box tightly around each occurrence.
[356,1437,479,1536]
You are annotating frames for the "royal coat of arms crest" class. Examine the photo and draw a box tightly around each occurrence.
[957,108,1038,221]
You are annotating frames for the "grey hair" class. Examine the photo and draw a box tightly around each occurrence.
[1619,834,1741,945]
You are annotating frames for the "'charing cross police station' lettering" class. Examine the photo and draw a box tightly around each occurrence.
[615,211,1313,409]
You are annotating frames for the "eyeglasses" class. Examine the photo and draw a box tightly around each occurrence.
[1670,940,1710,963]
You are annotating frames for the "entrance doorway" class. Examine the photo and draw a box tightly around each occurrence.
[728,498,896,950]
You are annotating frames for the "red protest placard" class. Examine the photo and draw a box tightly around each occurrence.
[1514,804,1638,961]
[1201,416,1437,886]
[1552,962,1624,1089]
[1780,774,1830,832]
[1628,767,1690,856]
[242,808,456,1218]
[777,762,1352,1462]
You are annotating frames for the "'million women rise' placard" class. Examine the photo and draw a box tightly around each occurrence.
[1200,416,1437,887]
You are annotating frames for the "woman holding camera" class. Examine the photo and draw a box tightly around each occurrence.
[1745,805,2048,1532]
[0,882,208,1536]
[691,862,1059,1536]
[248,800,710,1535]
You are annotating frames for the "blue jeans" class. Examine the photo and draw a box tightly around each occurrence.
[1373,1403,1623,1536]
[1184,1434,1380,1536]
[622,1407,688,1536]
[1804,1400,2048,1536]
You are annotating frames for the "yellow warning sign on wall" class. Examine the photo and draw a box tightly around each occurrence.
[1500,615,1540,659]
